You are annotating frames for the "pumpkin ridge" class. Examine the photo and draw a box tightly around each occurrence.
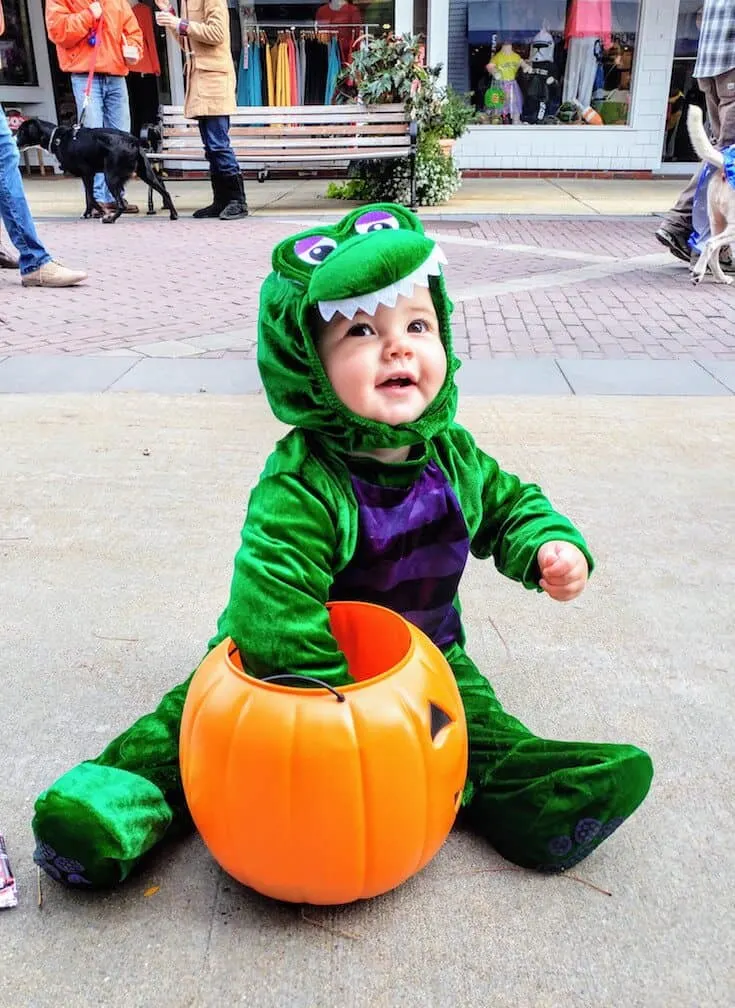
[287,699,300,900]
[395,685,431,878]
[344,698,368,899]
[180,671,222,793]
[222,687,258,873]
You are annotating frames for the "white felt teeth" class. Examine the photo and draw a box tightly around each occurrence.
[317,244,447,322]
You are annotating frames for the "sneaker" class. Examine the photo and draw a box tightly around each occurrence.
[690,249,735,275]
[719,251,735,273]
[21,261,88,288]
[655,224,691,263]
[0,245,18,269]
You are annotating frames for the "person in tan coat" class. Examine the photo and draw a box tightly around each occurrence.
[155,0,246,219]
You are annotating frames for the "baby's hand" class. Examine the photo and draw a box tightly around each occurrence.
[537,541,588,602]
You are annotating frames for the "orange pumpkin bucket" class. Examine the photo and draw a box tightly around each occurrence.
[180,601,468,905]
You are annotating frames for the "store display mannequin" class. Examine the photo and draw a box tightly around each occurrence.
[316,0,362,65]
[519,28,559,124]
[483,42,528,123]
[562,0,611,109]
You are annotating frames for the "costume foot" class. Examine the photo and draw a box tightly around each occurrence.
[33,762,173,887]
[470,741,653,873]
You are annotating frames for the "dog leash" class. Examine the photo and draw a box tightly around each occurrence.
[75,11,104,134]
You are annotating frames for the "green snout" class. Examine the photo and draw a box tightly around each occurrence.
[307,230,437,305]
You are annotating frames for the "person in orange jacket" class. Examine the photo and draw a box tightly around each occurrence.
[46,0,144,216]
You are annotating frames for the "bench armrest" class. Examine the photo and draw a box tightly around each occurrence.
[409,118,419,152]
[141,123,163,151]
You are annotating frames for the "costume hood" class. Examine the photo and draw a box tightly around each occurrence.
[257,203,461,455]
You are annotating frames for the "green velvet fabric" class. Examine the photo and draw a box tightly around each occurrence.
[32,203,652,889]
[207,424,596,687]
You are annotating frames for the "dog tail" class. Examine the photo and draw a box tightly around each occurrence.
[687,105,724,169]
[135,150,161,188]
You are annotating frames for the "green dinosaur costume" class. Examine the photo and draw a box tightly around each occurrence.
[33,204,653,889]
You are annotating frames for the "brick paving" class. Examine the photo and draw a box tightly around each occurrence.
[1,216,734,360]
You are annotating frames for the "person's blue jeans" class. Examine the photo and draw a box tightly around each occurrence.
[70,73,131,203]
[0,104,52,276]
[197,116,240,176]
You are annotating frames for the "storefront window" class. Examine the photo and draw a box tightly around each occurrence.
[663,1,703,162]
[231,2,393,106]
[449,0,641,126]
[0,0,37,86]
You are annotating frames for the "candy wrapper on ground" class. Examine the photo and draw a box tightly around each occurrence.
[0,834,18,908]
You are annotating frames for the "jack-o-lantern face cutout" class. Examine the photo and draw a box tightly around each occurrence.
[180,601,468,905]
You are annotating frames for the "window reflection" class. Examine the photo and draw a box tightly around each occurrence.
[0,0,37,86]
[449,0,641,126]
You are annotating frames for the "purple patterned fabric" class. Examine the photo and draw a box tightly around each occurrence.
[330,461,470,648]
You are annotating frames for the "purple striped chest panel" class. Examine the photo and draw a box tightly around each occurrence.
[329,460,470,649]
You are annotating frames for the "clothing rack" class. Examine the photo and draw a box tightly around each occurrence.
[254,22,380,30]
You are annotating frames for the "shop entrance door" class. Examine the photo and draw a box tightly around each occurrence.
[662,0,704,173]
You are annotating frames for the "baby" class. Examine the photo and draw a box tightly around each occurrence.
[33,204,652,888]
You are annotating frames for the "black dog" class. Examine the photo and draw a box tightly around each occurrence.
[15,118,177,224]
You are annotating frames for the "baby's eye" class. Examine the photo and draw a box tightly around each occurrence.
[294,235,337,265]
[408,319,431,333]
[347,323,374,338]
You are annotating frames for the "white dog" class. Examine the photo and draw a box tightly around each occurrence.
[687,105,735,285]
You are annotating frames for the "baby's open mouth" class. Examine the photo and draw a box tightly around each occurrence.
[379,376,415,388]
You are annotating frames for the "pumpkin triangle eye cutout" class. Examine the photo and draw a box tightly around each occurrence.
[429,702,454,740]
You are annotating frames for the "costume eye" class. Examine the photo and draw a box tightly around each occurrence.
[354,210,400,234]
[294,235,337,265]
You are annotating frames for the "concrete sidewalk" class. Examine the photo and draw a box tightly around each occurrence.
[19,173,686,219]
[3,393,734,1008]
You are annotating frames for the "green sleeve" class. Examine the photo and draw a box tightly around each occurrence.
[208,470,352,688]
[437,427,594,590]
[472,445,594,590]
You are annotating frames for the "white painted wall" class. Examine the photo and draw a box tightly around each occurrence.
[394,0,413,36]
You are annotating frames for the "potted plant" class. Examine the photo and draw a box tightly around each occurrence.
[432,87,477,156]
[330,33,467,206]
[337,33,440,112]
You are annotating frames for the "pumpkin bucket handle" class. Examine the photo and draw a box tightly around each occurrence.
[260,673,346,703]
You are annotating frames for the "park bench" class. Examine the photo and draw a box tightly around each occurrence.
[144,102,418,211]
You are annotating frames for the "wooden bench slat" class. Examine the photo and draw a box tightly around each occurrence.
[159,102,406,115]
[160,107,408,116]
[159,110,410,126]
[159,136,409,151]
[162,124,410,138]
[159,115,410,128]
[148,148,411,162]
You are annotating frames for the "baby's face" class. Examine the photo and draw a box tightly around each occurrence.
[317,286,447,427]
